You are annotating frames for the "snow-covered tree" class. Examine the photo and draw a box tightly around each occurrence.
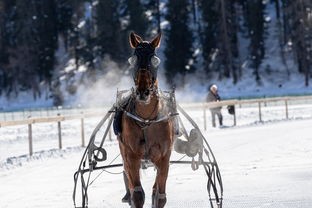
[164,0,195,87]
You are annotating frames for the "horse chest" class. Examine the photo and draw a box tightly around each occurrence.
[122,119,173,158]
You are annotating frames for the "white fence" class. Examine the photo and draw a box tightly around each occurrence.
[0,95,312,157]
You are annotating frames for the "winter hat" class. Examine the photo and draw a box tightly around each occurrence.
[210,84,218,91]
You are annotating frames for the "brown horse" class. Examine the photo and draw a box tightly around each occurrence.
[117,32,175,208]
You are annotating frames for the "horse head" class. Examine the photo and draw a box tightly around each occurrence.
[128,32,161,103]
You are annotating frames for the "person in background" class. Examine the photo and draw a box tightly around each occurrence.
[206,84,223,127]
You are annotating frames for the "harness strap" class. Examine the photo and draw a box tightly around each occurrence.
[142,127,149,159]
[123,109,178,160]
[132,186,144,193]
[157,193,166,199]
[125,110,178,126]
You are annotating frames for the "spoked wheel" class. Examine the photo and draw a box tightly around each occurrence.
[73,95,223,208]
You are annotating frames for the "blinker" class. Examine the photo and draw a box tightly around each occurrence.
[128,56,137,66]
[128,55,160,68]
[151,56,161,67]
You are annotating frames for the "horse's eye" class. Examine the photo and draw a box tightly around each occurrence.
[151,56,161,67]
[128,55,137,66]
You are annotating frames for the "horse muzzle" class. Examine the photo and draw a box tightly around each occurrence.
[136,88,151,104]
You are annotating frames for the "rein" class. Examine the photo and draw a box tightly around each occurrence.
[125,111,175,126]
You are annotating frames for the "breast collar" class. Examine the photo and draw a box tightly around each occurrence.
[121,91,177,128]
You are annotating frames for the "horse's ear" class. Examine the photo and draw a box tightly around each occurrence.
[129,32,143,48]
[150,33,162,48]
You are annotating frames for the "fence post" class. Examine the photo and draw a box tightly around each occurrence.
[258,102,262,122]
[57,113,62,149]
[81,112,85,147]
[285,99,289,119]
[203,103,207,131]
[28,116,33,156]
[233,105,237,126]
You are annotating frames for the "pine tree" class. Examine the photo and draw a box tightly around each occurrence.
[125,0,148,36]
[0,0,9,95]
[68,1,98,71]
[0,0,8,67]
[34,0,58,83]
[229,1,240,83]
[219,0,232,79]
[119,0,148,57]
[200,0,239,83]
[1,0,60,98]
[56,0,75,51]
[282,0,312,86]
[95,0,123,63]
[274,0,281,19]
[62,0,85,70]
[199,0,220,76]
[164,0,195,87]
[6,0,39,96]
[143,0,161,34]
[243,0,266,83]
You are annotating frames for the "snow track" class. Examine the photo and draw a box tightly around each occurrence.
[0,111,312,207]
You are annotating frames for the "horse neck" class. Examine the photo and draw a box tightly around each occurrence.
[135,90,159,120]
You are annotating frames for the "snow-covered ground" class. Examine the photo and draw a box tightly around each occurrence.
[0,104,312,208]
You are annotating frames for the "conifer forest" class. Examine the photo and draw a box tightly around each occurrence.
[0,0,312,104]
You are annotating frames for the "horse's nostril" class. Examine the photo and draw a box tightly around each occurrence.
[144,90,149,96]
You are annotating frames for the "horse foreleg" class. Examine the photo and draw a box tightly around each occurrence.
[152,152,171,208]
[121,171,131,204]
[123,152,145,208]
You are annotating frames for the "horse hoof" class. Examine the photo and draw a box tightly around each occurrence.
[121,192,131,205]
[152,192,167,208]
[131,187,145,208]
[152,198,167,208]
[157,197,167,208]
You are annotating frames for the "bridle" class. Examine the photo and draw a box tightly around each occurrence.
[128,41,161,98]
